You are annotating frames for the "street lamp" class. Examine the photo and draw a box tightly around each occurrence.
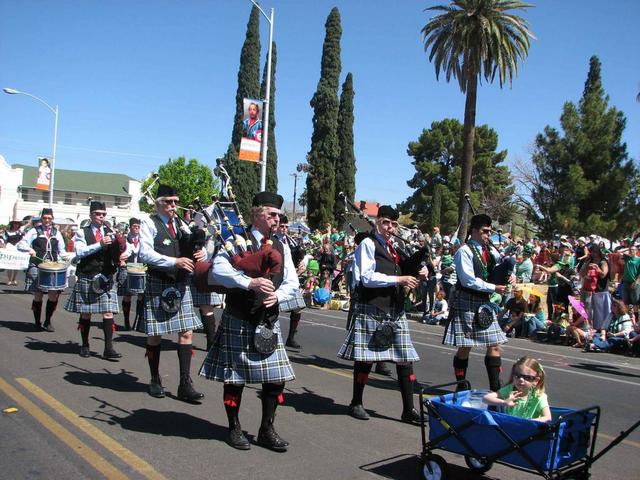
[249,0,274,192]
[3,87,59,208]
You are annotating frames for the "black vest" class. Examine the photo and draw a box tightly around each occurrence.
[147,214,191,282]
[77,225,117,276]
[126,233,141,263]
[225,234,285,324]
[30,226,60,266]
[4,231,22,246]
[357,236,405,313]
[456,242,496,298]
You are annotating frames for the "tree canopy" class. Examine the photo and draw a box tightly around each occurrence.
[333,72,356,225]
[261,41,278,193]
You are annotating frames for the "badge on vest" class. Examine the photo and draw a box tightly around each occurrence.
[162,239,172,246]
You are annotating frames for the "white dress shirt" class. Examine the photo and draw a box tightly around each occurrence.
[454,239,499,293]
[354,234,399,287]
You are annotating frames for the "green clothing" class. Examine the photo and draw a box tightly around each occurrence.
[622,255,640,284]
[547,262,564,287]
[498,384,549,420]
[516,258,533,283]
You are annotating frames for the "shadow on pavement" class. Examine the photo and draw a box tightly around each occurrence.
[571,362,640,378]
[279,386,346,416]
[24,338,80,355]
[0,320,40,332]
[360,453,492,480]
[63,367,147,393]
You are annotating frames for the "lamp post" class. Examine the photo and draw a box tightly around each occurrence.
[3,87,59,208]
[249,0,274,192]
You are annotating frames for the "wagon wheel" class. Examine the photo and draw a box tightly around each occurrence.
[464,455,493,474]
[420,454,447,480]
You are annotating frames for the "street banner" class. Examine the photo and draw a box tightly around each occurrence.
[238,98,263,162]
[36,157,51,190]
[0,249,30,270]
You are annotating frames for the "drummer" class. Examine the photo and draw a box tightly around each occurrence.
[16,208,66,331]
[64,201,130,360]
[118,217,144,331]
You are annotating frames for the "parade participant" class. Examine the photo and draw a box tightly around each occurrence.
[199,192,297,452]
[276,214,307,349]
[118,218,143,331]
[17,208,65,331]
[138,184,206,403]
[443,213,513,392]
[338,205,426,424]
[65,201,129,359]
[3,220,24,285]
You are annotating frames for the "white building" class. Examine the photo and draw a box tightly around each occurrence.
[0,155,142,226]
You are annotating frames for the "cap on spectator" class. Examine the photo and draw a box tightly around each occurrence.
[578,236,587,243]
[589,234,597,239]
[560,234,568,241]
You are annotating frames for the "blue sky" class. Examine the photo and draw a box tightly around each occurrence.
[1,1,638,207]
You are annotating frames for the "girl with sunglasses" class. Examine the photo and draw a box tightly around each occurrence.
[483,356,552,422]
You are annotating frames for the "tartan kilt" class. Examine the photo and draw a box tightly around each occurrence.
[198,309,295,385]
[188,275,224,306]
[278,289,306,312]
[64,274,119,314]
[337,303,420,363]
[25,265,66,293]
[442,288,507,347]
[136,276,202,336]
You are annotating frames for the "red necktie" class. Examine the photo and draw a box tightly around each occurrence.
[482,245,488,263]
[133,237,139,247]
[387,240,399,265]
[168,221,176,239]
[94,228,102,242]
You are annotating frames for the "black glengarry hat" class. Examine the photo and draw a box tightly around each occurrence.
[90,201,107,212]
[40,208,54,217]
[377,205,399,221]
[157,184,178,198]
[470,213,492,230]
[129,217,141,226]
[279,214,289,224]
[253,191,283,209]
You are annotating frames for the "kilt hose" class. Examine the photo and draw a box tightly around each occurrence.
[442,288,507,347]
[64,274,119,314]
[278,289,306,312]
[136,276,202,336]
[338,303,420,363]
[199,310,295,385]
[188,274,224,307]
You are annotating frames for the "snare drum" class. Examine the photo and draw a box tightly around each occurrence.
[37,262,68,291]
[126,263,146,294]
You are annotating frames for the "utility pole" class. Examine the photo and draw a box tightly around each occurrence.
[290,172,298,221]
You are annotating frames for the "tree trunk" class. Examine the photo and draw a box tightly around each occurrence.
[457,73,478,241]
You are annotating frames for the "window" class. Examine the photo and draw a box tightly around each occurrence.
[65,192,72,204]
[42,190,48,202]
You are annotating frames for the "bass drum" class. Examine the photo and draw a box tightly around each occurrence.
[212,207,245,241]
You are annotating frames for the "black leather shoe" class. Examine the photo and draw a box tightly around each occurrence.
[348,404,370,420]
[177,378,205,403]
[374,362,392,376]
[285,338,301,349]
[148,379,165,398]
[257,426,288,452]
[401,408,421,425]
[226,425,251,450]
[79,346,91,358]
[103,348,122,361]
[43,322,55,332]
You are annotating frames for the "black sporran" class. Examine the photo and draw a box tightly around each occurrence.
[254,322,278,355]
[372,320,397,350]
[91,273,112,295]
[160,287,182,314]
[475,303,498,329]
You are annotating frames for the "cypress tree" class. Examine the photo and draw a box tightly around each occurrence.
[224,5,261,215]
[306,7,342,230]
[333,72,356,225]
[431,183,443,229]
[260,41,278,193]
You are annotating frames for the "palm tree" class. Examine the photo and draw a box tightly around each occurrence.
[422,0,534,239]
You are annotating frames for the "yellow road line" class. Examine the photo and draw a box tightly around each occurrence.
[0,377,128,480]
[16,378,166,480]
[598,432,640,450]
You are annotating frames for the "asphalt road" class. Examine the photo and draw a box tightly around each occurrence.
[1,284,639,480]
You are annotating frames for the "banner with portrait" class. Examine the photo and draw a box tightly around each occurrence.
[36,157,51,190]
[238,98,263,162]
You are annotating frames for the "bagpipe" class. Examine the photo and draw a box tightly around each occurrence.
[192,162,283,294]
[339,192,434,277]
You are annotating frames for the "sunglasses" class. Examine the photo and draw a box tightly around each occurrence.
[161,199,179,205]
[381,219,399,228]
[481,228,492,234]
[92,212,107,217]
[513,372,538,382]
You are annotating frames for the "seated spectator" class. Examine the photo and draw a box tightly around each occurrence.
[522,288,547,338]
[422,289,448,325]
[500,286,528,337]
[566,311,592,348]
[545,303,568,343]
[628,322,640,356]
[586,300,633,353]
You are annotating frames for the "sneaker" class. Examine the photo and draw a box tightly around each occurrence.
[348,403,369,420]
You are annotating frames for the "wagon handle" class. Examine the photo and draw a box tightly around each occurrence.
[591,417,640,465]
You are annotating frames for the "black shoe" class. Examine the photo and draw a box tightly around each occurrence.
[79,346,91,358]
[374,363,392,376]
[226,425,251,450]
[103,348,122,361]
[34,322,42,331]
[122,322,132,331]
[43,322,55,332]
[148,379,165,398]
[257,426,288,452]
[285,338,301,349]
[177,378,205,403]
[401,408,421,425]
[348,403,370,420]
